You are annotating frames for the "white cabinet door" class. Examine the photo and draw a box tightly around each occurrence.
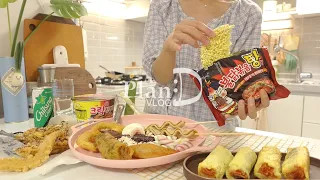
[302,123,320,139]
[241,117,256,129]
[303,96,320,124]
[267,95,304,136]
[297,0,320,15]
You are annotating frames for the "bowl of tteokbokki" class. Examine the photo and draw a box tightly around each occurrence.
[183,145,320,179]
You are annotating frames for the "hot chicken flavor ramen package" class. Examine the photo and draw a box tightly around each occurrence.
[192,48,290,126]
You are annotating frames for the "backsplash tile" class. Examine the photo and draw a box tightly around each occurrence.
[81,14,145,78]
[264,16,320,80]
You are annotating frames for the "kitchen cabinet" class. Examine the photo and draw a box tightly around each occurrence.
[302,123,320,139]
[241,94,320,139]
[267,95,304,136]
[303,96,320,124]
[241,95,304,136]
[302,96,320,139]
[241,117,256,129]
[296,0,320,15]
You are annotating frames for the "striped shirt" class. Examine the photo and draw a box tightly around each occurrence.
[142,0,262,121]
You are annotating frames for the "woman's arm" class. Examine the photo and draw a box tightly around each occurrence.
[143,2,214,85]
[142,1,174,85]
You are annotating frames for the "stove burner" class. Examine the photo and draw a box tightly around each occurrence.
[96,75,147,85]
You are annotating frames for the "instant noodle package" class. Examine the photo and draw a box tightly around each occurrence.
[193,47,291,126]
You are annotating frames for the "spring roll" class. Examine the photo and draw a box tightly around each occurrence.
[95,133,133,160]
[254,146,282,179]
[226,147,257,179]
[198,145,234,179]
[282,147,310,180]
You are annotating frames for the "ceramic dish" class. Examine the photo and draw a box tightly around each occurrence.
[183,152,320,179]
[68,114,221,169]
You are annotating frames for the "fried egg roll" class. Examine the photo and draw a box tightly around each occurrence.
[254,146,282,179]
[226,147,257,179]
[95,133,133,160]
[198,145,234,179]
[282,147,310,180]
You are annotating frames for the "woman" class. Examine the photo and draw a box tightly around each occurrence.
[142,0,270,122]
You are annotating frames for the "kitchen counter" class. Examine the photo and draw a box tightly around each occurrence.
[1,118,320,180]
[96,81,157,96]
[278,80,320,96]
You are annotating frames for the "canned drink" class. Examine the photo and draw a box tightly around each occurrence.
[32,87,54,127]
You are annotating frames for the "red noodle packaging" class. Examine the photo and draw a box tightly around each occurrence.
[192,48,291,126]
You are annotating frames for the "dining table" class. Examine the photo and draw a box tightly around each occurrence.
[1,118,320,180]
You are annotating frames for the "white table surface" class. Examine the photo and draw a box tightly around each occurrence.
[1,118,320,180]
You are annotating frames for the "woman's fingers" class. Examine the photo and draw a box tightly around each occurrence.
[181,20,215,37]
[172,32,199,48]
[259,89,270,108]
[247,97,257,119]
[165,20,215,51]
[237,90,270,120]
[175,24,210,45]
[164,34,182,52]
[238,100,247,120]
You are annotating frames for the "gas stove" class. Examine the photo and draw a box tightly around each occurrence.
[96,75,147,86]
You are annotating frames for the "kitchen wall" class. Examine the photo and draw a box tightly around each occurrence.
[294,17,320,76]
[80,14,145,78]
[0,0,42,57]
[263,16,320,79]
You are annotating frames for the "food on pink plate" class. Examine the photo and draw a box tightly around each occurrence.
[76,122,124,152]
[91,122,124,134]
[118,134,155,146]
[130,144,177,159]
[175,141,193,152]
[153,135,193,151]
[130,134,155,143]
[145,121,198,138]
[95,133,133,160]
[102,129,122,139]
[146,121,186,130]
[122,123,145,137]
[76,130,101,152]
[146,125,198,139]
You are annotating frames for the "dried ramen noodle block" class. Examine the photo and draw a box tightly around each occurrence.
[200,24,234,69]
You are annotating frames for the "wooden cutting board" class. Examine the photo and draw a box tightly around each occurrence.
[54,67,96,96]
[24,19,85,82]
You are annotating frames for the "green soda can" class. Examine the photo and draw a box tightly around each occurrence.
[32,87,54,127]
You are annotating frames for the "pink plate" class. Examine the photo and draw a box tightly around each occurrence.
[68,114,221,169]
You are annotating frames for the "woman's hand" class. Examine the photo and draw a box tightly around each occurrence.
[237,89,270,120]
[163,20,215,52]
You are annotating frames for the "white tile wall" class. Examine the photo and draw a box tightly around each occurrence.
[80,14,145,78]
[263,16,320,80]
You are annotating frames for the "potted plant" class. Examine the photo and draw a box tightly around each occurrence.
[0,0,87,123]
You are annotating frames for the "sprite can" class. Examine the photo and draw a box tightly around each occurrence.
[32,87,54,127]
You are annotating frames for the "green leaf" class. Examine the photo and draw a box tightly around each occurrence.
[50,0,87,19]
[14,41,24,72]
[0,0,17,8]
